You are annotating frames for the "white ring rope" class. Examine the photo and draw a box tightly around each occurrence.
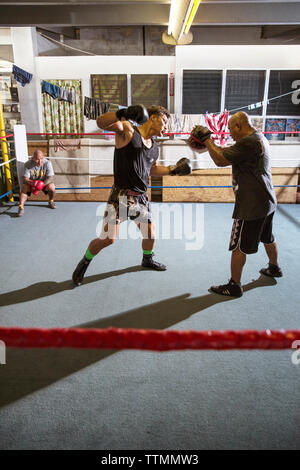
[0,157,16,168]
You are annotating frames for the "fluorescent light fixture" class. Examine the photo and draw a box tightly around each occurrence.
[184,0,201,34]
[167,0,201,42]
[179,1,195,40]
[167,0,179,35]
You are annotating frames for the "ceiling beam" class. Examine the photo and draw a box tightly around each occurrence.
[0,5,169,27]
[193,3,300,26]
[1,3,300,27]
[261,25,300,38]
[0,0,300,3]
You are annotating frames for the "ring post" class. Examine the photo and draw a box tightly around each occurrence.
[13,124,29,189]
[0,93,14,202]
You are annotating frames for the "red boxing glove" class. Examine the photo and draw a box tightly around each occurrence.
[29,180,45,192]
[28,180,37,194]
[35,180,45,191]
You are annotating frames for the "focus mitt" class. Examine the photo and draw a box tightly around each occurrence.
[189,125,212,149]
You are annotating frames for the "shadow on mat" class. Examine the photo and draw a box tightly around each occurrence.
[0,270,277,308]
[0,266,146,306]
[0,275,276,407]
[0,204,18,218]
[277,204,300,229]
[0,203,56,218]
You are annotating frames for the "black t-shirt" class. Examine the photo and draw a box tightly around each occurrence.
[113,127,159,194]
[223,131,277,220]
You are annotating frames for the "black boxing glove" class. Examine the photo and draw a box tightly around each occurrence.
[169,158,192,176]
[190,125,212,148]
[116,104,149,124]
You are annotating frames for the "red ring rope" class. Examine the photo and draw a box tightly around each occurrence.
[0,327,299,350]
[0,134,14,139]
[24,131,300,136]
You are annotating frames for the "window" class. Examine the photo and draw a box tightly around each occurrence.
[225,70,265,116]
[131,74,168,108]
[91,74,127,109]
[267,70,300,116]
[91,74,168,110]
[182,70,222,114]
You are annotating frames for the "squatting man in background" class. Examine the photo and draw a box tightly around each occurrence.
[17,149,56,217]
[188,111,283,298]
[72,104,193,286]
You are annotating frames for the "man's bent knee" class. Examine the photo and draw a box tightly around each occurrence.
[45,183,55,192]
[98,233,117,246]
[21,183,30,193]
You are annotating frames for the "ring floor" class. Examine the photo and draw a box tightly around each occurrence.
[0,201,299,450]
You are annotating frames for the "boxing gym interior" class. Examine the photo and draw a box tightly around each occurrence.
[0,0,300,451]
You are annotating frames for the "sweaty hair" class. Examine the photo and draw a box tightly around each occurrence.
[147,105,170,119]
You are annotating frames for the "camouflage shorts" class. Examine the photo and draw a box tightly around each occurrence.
[104,185,153,225]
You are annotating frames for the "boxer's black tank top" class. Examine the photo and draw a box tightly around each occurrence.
[113,127,159,194]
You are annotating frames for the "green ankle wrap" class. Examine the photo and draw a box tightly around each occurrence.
[85,248,95,261]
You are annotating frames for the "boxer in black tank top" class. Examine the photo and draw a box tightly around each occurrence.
[72,105,172,285]
[114,126,159,194]
[106,127,159,225]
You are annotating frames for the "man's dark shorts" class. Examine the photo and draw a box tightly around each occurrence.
[27,187,49,196]
[104,185,153,225]
[229,212,275,254]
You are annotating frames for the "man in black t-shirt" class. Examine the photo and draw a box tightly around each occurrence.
[72,104,193,286]
[188,111,282,297]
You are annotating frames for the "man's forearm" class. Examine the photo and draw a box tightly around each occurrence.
[204,139,230,167]
[96,112,119,130]
[150,165,170,176]
[44,176,54,186]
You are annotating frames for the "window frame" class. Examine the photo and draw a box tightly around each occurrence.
[180,67,300,125]
[90,73,170,110]
[181,68,224,115]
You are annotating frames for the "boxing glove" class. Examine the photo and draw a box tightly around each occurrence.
[169,158,192,176]
[116,105,149,124]
[35,180,45,191]
[29,180,45,192]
